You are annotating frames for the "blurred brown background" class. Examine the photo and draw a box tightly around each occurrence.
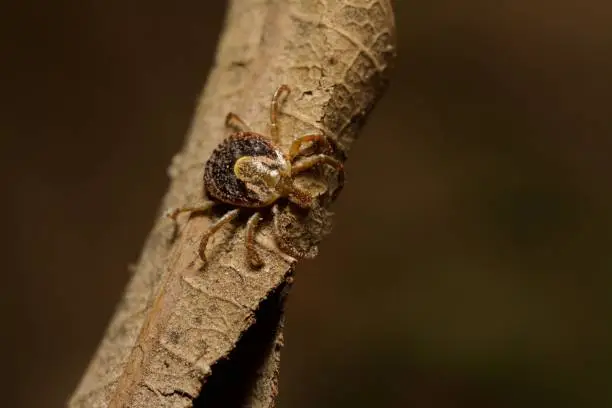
[2,1,612,407]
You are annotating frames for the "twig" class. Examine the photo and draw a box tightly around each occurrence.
[69,0,396,407]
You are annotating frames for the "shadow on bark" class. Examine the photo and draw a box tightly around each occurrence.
[194,281,288,407]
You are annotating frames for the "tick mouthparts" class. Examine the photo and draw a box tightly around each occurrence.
[267,169,281,185]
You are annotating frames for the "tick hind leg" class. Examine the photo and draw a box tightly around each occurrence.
[225,112,252,133]
[197,209,240,265]
[165,201,215,221]
[245,212,263,268]
[270,84,290,141]
[165,201,215,240]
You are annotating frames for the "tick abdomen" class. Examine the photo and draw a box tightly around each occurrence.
[204,132,279,207]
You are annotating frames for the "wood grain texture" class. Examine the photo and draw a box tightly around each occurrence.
[69,0,396,406]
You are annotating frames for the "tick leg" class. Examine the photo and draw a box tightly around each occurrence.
[225,112,251,133]
[245,212,263,268]
[288,186,318,209]
[271,204,307,259]
[270,84,290,141]
[289,134,332,160]
[292,154,344,175]
[198,208,240,264]
[164,201,215,221]
[292,154,345,203]
[164,201,215,242]
[271,204,289,251]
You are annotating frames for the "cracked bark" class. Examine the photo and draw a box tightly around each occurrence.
[68,1,396,407]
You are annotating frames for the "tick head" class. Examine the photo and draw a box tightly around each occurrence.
[234,155,290,203]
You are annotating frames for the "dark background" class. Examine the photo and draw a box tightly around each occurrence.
[3,1,612,407]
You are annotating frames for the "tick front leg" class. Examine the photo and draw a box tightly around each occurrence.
[198,208,240,265]
[292,154,345,202]
[245,212,263,268]
[292,154,344,176]
[288,134,333,160]
[225,112,252,133]
[270,84,290,141]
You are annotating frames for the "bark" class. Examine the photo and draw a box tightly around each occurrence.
[69,0,396,407]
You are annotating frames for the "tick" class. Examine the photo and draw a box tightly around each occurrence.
[165,85,344,268]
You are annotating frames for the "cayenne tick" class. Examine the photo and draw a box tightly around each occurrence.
[165,85,344,268]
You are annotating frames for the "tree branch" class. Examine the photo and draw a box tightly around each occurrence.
[69,0,396,407]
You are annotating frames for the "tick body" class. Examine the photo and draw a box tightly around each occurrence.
[166,85,344,268]
[204,132,288,208]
